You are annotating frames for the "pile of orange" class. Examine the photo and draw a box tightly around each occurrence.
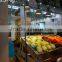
[42,35,62,45]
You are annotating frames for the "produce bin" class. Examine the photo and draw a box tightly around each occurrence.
[22,35,62,62]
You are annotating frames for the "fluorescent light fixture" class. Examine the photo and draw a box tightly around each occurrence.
[51,13,55,16]
[12,6,19,9]
[30,9,37,13]
[25,6,29,8]
[34,10,36,12]
[54,7,55,8]
[46,15,51,17]
[42,11,47,14]
[8,5,20,9]
[8,5,11,8]
[27,0,29,1]
[22,4,24,6]
[30,9,34,12]
[36,13,41,15]
[40,3,42,5]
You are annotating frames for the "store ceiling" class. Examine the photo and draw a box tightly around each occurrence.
[8,0,62,7]
[8,0,62,15]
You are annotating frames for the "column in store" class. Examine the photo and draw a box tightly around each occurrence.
[0,2,9,62]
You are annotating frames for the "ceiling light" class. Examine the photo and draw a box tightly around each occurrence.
[54,7,55,8]
[22,4,24,6]
[25,6,29,8]
[27,0,29,2]
[40,3,42,5]
[30,9,34,12]
[36,13,41,15]
[42,11,47,14]
[8,5,20,9]
[51,13,55,16]
[34,10,36,12]
[46,14,51,17]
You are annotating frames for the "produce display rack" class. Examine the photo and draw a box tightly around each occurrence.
[21,35,62,62]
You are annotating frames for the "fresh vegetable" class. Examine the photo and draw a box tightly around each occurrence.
[26,35,56,53]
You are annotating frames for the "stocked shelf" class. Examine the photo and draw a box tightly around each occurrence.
[21,35,62,62]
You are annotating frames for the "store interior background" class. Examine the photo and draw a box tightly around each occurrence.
[8,0,62,37]
[0,0,62,62]
[8,0,62,62]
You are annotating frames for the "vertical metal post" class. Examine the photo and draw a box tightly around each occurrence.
[20,4,27,62]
